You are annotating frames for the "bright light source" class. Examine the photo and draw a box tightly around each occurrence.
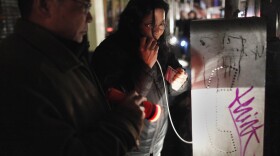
[238,11,245,17]
[169,36,178,45]
[180,40,188,47]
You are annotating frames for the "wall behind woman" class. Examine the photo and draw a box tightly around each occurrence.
[88,0,106,51]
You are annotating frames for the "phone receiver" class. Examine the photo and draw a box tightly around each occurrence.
[106,88,161,122]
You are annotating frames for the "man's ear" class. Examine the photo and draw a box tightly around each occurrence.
[32,0,51,18]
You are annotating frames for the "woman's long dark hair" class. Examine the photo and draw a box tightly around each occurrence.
[116,0,170,62]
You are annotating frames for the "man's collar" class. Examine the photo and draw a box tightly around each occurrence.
[15,19,84,72]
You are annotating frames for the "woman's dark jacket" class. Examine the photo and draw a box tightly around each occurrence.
[0,20,140,156]
[91,32,187,156]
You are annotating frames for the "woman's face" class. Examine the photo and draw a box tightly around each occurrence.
[140,8,166,40]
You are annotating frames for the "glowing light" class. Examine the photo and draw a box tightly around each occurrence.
[106,27,113,32]
[180,40,188,47]
[169,36,178,45]
[149,105,161,122]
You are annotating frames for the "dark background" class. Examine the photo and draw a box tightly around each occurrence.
[1,0,280,155]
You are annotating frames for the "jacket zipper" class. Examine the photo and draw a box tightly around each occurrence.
[149,115,160,155]
[149,81,165,154]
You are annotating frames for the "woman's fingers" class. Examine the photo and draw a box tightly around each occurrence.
[139,37,159,68]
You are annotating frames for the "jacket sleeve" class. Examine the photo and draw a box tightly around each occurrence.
[0,86,138,156]
[91,45,128,92]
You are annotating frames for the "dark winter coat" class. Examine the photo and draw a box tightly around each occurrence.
[0,19,140,156]
[91,32,188,156]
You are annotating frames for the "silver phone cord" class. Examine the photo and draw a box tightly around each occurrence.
[156,60,192,144]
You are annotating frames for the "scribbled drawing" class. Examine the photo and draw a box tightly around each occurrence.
[196,33,265,90]
[250,44,265,60]
[199,34,221,55]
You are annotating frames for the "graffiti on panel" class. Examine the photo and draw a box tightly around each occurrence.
[228,86,264,156]
[191,18,266,156]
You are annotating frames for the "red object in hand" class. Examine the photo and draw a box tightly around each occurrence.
[106,88,161,122]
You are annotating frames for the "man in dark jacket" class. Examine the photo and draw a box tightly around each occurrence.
[0,0,145,155]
